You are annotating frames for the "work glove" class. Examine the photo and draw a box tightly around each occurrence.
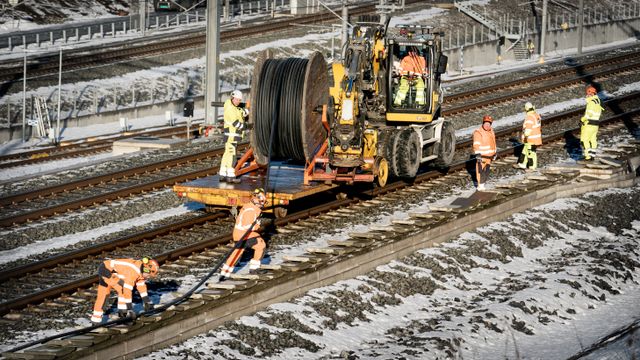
[492,154,497,161]
[476,156,483,164]
[243,108,250,117]
[580,116,588,125]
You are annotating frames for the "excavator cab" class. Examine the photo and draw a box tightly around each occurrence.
[386,25,447,123]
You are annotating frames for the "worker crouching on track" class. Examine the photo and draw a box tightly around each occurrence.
[580,85,604,162]
[516,102,542,171]
[219,188,268,282]
[220,90,249,182]
[473,115,497,191]
[90,257,159,324]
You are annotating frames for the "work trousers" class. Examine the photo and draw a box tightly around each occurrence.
[580,124,599,160]
[476,158,492,186]
[220,138,238,177]
[220,236,266,278]
[518,143,538,170]
[91,264,125,322]
[394,76,425,106]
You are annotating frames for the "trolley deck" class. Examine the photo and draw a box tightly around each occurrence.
[174,162,337,215]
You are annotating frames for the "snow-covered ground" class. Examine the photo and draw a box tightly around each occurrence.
[1,1,640,358]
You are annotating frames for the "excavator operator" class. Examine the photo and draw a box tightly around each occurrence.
[393,47,428,107]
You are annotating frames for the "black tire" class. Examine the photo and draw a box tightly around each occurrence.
[432,121,456,168]
[395,129,421,178]
[382,129,400,178]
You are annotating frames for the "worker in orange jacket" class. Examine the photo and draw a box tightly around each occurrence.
[394,48,427,106]
[472,115,497,191]
[90,257,159,323]
[516,102,542,171]
[219,188,268,281]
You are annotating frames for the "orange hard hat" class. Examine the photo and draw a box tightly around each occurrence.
[142,258,159,277]
[586,85,597,96]
[482,115,493,124]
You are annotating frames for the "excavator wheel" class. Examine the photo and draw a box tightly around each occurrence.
[395,129,421,178]
[432,120,456,168]
[374,157,389,187]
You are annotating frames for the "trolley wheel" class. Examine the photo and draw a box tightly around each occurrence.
[375,157,389,187]
[274,206,288,218]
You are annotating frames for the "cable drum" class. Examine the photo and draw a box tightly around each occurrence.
[249,51,328,165]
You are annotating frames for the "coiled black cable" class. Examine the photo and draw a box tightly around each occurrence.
[254,57,308,162]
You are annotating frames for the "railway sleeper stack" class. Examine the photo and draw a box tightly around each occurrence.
[4,140,639,360]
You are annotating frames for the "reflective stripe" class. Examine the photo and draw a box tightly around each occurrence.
[139,292,148,297]
[117,274,125,279]
[118,297,125,302]
[118,303,128,309]
[93,310,103,316]
[235,208,257,231]
[136,281,145,287]
[527,134,541,139]
[249,259,261,270]
[477,150,495,155]
[123,283,134,290]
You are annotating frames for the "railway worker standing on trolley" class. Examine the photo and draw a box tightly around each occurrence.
[219,188,268,281]
[393,47,427,106]
[516,102,542,171]
[580,85,604,162]
[90,257,159,323]
[473,115,497,191]
[219,90,249,182]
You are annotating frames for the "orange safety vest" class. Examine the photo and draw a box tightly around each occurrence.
[103,259,148,304]
[400,53,426,75]
[472,127,497,158]
[521,111,542,145]
[233,202,262,241]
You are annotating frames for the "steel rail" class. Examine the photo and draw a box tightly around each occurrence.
[443,61,640,116]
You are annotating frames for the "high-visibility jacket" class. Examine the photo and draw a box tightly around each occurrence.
[233,202,262,241]
[473,127,496,158]
[102,259,149,308]
[400,53,426,76]
[582,95,603,125]
[223,99,246,141]
[521,110,542,145]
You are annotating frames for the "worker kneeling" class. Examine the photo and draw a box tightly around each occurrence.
[90,257,159,323]
[219,188,268,281]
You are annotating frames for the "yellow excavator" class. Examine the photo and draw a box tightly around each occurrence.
[322,20,455,186]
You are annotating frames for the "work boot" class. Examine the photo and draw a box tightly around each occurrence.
[513,163,526,169]
[228,177,241,184]
[218,275,227,282]
[219,175,227,182]
[249,268,268,275]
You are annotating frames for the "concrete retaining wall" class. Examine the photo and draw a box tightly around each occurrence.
[445,18,640,72]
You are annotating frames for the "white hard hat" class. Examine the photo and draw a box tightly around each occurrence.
[231,90,243,100]
[524,102,534,111]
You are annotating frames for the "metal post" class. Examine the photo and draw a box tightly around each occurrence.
[204,0,220,125]
[224,0,229,21]
[56,47,62,144]
[540,0,547,63]
[22,51,26,142]
[140,0,146,35]
[578,0,584,55]
[341,2,348,53]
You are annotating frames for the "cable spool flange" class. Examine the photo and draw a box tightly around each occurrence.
[249,51,328,166]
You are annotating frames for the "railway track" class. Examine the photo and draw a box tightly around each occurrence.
[0,124,199,170]
[0,1,405,85]
[1,91,638,322]
[0,143,251,227]
[2,105,638,358]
